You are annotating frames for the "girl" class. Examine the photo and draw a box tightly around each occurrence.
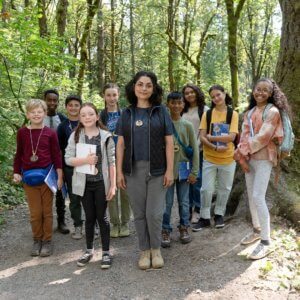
[235,78,286,260]
[182,84,209,224]
[116,71,174,270]
[192,85,238,231]
[13,99,63,257]
[99,83,131,238]
[65,103,116,269]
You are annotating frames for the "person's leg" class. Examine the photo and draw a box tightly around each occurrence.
[56,189,69,233]
[120,188,131,224]
[177,180,190,227]
[125,161,149,251]
[162,183,175,232]
[108,191,120,237]
[41,184,54,241]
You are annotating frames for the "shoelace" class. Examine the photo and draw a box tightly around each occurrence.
[102,255,110,262]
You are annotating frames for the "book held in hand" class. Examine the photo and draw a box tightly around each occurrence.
[44,165,68,199]
[178,161,191,181]
[211,123,230,147]
[75,143,97,175]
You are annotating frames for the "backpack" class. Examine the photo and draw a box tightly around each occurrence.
[206,107,239,148]
[247,103,294,157]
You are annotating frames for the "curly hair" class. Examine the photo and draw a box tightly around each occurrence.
[182,83,206,113]
[125,71,163,106]
[74,102,107,143]
[248,78,291,116]
[208,85,233,108]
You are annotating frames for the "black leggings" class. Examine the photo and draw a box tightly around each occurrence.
[81,180,110,250]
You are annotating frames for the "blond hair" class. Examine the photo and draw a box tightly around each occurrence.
[25,99,47,113]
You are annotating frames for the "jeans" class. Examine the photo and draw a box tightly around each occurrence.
[189,151,203,211]
[200,160,236,219]
[162,179,190,232]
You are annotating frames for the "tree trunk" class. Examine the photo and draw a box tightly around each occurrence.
[56,0,69,37]
[129,0,135,76]
[110,0,116,82]
[167,0,175,91]
[37,0,48,37]
[97,2,105,94]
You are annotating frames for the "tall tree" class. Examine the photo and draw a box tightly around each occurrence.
[37,0,48,37]
[129,0,135,76]
[97,2,105,93]
[224,0,247,106]
[56,0,69,37]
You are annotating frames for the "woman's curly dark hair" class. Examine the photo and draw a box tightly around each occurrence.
[208,85,233,108]
[125,71,163,106]
[182,83,206,113]
[248,78,291,116]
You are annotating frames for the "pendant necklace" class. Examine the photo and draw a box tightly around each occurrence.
[29,126,44,162]
[135,120,143,127]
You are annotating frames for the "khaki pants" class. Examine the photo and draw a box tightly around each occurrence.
[23,183,53,241]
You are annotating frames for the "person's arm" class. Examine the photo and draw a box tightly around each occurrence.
[116,136,126,190]
[163,135,174,188]
[13,129,23,183]
[206,132,236,144]
[105,137,116,200]
[188,124,199,184]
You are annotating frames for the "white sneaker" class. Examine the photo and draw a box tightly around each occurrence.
[72,226,83,240]
[191,211,200,224]
[248,242,273,260]
[241,232,260,245]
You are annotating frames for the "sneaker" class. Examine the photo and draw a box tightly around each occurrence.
[248,242,273,260]
[119,223,130,237]
[31,240,42,256]
[161,230,171,248]
[72,226,83,240]
[110,224,119,238]
[192,218,211,232]
[179,226,192,244]
[214,215,225,228]
[241,232,261,245]
[191,211,200,224]
[138,250,151,270]
[101,253,112,269]
[57,222,70,234]
[40,240,53,257]
[77,251,93,267]
[151,248,164,269]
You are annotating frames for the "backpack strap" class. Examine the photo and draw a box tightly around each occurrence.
[198,107,204,122]
[206,109,212,134]
[226,107,233,125]
[206,107,233,134]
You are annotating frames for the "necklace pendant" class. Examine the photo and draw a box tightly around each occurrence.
[135,120,143,127]
[30,154,39,162]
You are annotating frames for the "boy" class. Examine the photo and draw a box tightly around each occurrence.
[161,92,199,247]
[43,89,69,234]
[57,95,83,239]
[13,99,63,256]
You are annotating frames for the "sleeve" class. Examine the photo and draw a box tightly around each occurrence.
[50,131,63,169]
[163,107,173,136]
[13,129,23,174]
[57,122,66,151]
[115,116,123,136]
[64,132,76,166]
[199,112,207,130]
[188,123,199,177]
[229,111,239,133]
[106,136,116,166]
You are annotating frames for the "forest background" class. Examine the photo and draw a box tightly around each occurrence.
[0,0,299,224]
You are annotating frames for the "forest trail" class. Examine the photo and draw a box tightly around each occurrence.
[0,203,298,300]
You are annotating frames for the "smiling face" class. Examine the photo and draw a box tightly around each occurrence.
[167,98,185,119]
[66,100,81,119]
[183,87,197,106]
[26,106,46,126]
[253,81,273,107]
[209,89,226,108]
[134,76,154,103]
[104,88,119,110]
[79,105,99,129]
[45,93,59,114]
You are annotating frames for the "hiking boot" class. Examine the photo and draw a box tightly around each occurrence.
[101,253,112,269]
[57,222,70,234]
[31,240,42,256]
[110,224,119,238]
[72,226,83,240]
[191,211,200,224]
[248,242,273,260]
[138,250,151,270]
[151,248,164,269]
[192,218,211,232]
[77,251,93,267]
[241,231,261,245]
[40,240,53,257]
[214,215,225,228]
[179,226,192,244]
[161,230,171,248]
[119,223,130,237]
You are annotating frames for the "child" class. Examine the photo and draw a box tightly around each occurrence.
[13,99,63,256]
[161,92,199,247]
[57,95,83,239]
[44,89,69,234]
[234,78,286,260]
[99,83,131,238]
[65,103,116,269]
[182,84,209,224]
[193,85,238,231]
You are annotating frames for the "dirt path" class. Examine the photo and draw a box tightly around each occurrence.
[0,203,298,300]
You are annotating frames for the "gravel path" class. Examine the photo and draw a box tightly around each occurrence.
[0,203,297,300]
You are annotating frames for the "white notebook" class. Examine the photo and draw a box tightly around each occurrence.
[75,143,97,175]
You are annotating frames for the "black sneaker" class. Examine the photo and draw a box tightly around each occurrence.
[77,251,93,267]
[192,218,211,232]
[101,253,112,269]
[57,222,70,234]
[214,215,225,228]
